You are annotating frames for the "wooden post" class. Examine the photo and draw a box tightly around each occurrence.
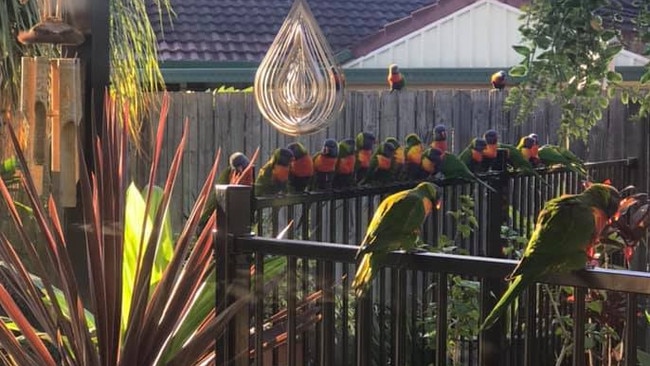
[215,185,253,366]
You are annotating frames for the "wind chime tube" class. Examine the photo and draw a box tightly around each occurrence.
[254,0,345,136]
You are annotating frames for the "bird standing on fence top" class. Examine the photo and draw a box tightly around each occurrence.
[420,147,443,179]
[387,63,406,92]
[385,137,405,180]
[438,149,496,192]
[430,124,448,155]
[404,133,425,180]
[286,142,314,193]
[312,138,339,191]
[458,137,488,173]
[254,148,294,196]
[538,144,588,178]
[491,70,507,90]
[355,131,377,183]
[481,183,630,330]
[334,138,357,189]
[362,140,397,185]
[352,182,441,298]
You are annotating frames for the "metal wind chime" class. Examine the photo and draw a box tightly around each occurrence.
[254,0,345,136]
[18,0,84,207]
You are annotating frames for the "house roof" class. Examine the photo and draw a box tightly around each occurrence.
[350,0,643,59]
[149,0,435,62]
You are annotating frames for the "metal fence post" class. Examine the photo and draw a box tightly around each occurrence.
[479,167,509,366]
[215,184,253,366]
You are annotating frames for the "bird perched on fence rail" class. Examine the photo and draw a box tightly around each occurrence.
[352,182,441,298]
[431,124,448,155]
[387,63,406,92]
[480,183,633,330]
[491,70,507,90]
[286,142,314,193]
[254,148,294,196]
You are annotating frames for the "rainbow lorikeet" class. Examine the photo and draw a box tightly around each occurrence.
[420,147,443,179]
[333,138,357,189]
[496,138,548,183]
[254,148,294,196]
[312,138,339,191]
[538,144,588,178]
[362,141,396,185]
[352,182,441,298]
[430,124,448,155]
[384,137,405,180]
[491,70,506,90]
[387,63,405,92]
[355,131,376,183]
[517,135,541,167]
[439,149,496,192]
[527,133,541,161]
[458,137,488,173]
[201,152,253,232]
[286,142,314,193]
[404,133,424,180]
[481,183,625,330]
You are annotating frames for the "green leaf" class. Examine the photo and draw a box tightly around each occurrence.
[621,90,630,104]
[509,65,528,77]
[606,71,623,83]
[122,183,174,337]
[598,97,609,109]
[587,299,603,314]
[640,71,650,84]
[512,45,532,57]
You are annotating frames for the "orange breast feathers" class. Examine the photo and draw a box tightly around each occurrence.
[471,150,484,162]
[484,144,498,159]
[431,141,447,154]
[520,148,532,161]
[377,155,392,170]
[406,145,423,165]
[291,155,314,178]
[388,73,403,84]
[357,149,372,168]
[314,155,337,173]
[394,147,405,165]
[337,155,356,175]
[272,165,290,183]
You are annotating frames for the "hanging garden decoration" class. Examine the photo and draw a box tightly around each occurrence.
[17,0,84,45]
[254,0,345,136]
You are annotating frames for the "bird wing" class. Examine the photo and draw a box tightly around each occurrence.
[509,196,595,279]
[357,191,426,256]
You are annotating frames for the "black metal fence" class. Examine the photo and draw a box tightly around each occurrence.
[215,158,645,366]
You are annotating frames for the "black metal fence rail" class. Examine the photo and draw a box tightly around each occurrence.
[216,230,650,366]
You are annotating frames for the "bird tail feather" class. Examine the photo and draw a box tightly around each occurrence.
[352,253,374,298]
[480,275,528,331]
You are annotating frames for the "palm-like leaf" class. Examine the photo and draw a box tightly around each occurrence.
[0,92,242,365]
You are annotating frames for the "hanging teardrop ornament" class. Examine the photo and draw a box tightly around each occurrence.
[254,0,345,136]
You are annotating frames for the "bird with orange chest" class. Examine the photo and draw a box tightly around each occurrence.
[254,148,294,196]
[333,138,356,189]
[491,70,507,90]
[355,131,376,183]
[518,136,537,165]
[430,124,448,155]
[387,63,406,92]
[286,142,314,193]
[312,138,339,191]
[404,133,425,180]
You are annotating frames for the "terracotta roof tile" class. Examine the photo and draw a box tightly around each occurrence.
[149,0,435,62]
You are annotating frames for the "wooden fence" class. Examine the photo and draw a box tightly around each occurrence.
[139,90,650,230]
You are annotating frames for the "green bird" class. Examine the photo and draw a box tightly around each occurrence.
[352,182,441,298]
[333,138,357,189]
[355,131,377,183]
[254,148,294,196]
[362,141,396,185]
[480,183,623,330]
[438,149,496,192]
[200,152,252,232]
[497,141,549,185]
[404,133,425,180]
[458,137,488,173]
[0,157,19,185]
[384,137,405,180]
[538,144,588,177]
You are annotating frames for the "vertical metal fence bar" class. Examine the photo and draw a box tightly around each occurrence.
[379,268,387,366]
[436,272,448,366]
[287,256,298,366]
[342,199,351,366]
[625,292,638,366]
[392,267,407,366]
[254,253,264,366]
[321,259,335,366]
[524,286,538,366]
[573,286,587,366]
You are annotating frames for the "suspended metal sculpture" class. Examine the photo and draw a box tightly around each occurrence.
[254,0,345,136]
[17,0,84,45]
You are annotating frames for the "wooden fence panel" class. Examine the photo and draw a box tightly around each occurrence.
[145,89,648,231]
